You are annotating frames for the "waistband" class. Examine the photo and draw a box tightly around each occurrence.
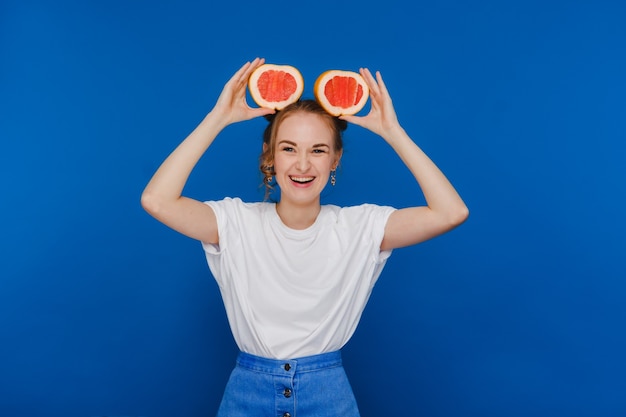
[236,350,343,375]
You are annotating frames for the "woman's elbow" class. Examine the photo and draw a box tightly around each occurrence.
[140,189,162,217]
[450,204,470,227]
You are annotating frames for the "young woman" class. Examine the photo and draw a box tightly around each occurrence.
[142,57,468,416]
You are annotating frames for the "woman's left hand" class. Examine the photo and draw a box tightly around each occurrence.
[340,68,403,139]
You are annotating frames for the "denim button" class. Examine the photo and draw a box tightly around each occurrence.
[283,413,291,417]
[283,363,291,371]
[283,388,292,398]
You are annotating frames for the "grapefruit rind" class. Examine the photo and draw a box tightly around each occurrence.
[248,64,304,110]
[314,70,370,116]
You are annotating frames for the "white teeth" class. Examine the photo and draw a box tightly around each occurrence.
[290,176,314,183]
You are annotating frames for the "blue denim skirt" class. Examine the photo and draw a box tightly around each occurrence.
[216,350,361,417]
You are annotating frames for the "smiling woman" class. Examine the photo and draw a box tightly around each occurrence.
[259,100,345,227]
[259,99,346,203]
[140,57,468,416]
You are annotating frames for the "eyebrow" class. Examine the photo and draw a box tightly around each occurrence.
[278,140,330,149]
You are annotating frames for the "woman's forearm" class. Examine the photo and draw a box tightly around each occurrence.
[384,125,469,223]
[141,111,227,209]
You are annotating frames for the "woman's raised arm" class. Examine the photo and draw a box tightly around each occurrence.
[141,58,275,243]
[341,68,469,250]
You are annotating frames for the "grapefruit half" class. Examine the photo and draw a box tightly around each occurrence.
[314,70,369,116]
[248,64,304,110]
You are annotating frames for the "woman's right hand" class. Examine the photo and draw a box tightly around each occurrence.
[210,58,276,127]
[142,58,274,244]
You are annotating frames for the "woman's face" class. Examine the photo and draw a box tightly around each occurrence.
[272,112,341,207]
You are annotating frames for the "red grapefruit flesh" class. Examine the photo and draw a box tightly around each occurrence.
[314,70,369,116]
[248,64,304,110]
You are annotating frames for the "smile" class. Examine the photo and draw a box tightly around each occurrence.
[289,176,315,184]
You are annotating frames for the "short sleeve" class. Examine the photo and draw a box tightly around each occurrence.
[354,204,396,263]
[199,197,247,278]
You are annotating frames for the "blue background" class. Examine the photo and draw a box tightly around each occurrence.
[1,0,625,416]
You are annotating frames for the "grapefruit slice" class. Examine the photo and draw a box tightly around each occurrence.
[248,64,304,110]
[314,70,369,116]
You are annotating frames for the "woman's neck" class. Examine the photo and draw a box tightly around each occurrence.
[275,201,321,230]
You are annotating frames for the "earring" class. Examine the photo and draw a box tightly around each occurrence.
[264,165,274,185]
[330,169,336,186]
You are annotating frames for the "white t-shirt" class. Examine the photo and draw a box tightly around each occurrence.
[202,197,396,360]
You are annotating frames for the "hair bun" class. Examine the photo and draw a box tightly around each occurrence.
[263,112,277,123]
[335,117,348,132]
